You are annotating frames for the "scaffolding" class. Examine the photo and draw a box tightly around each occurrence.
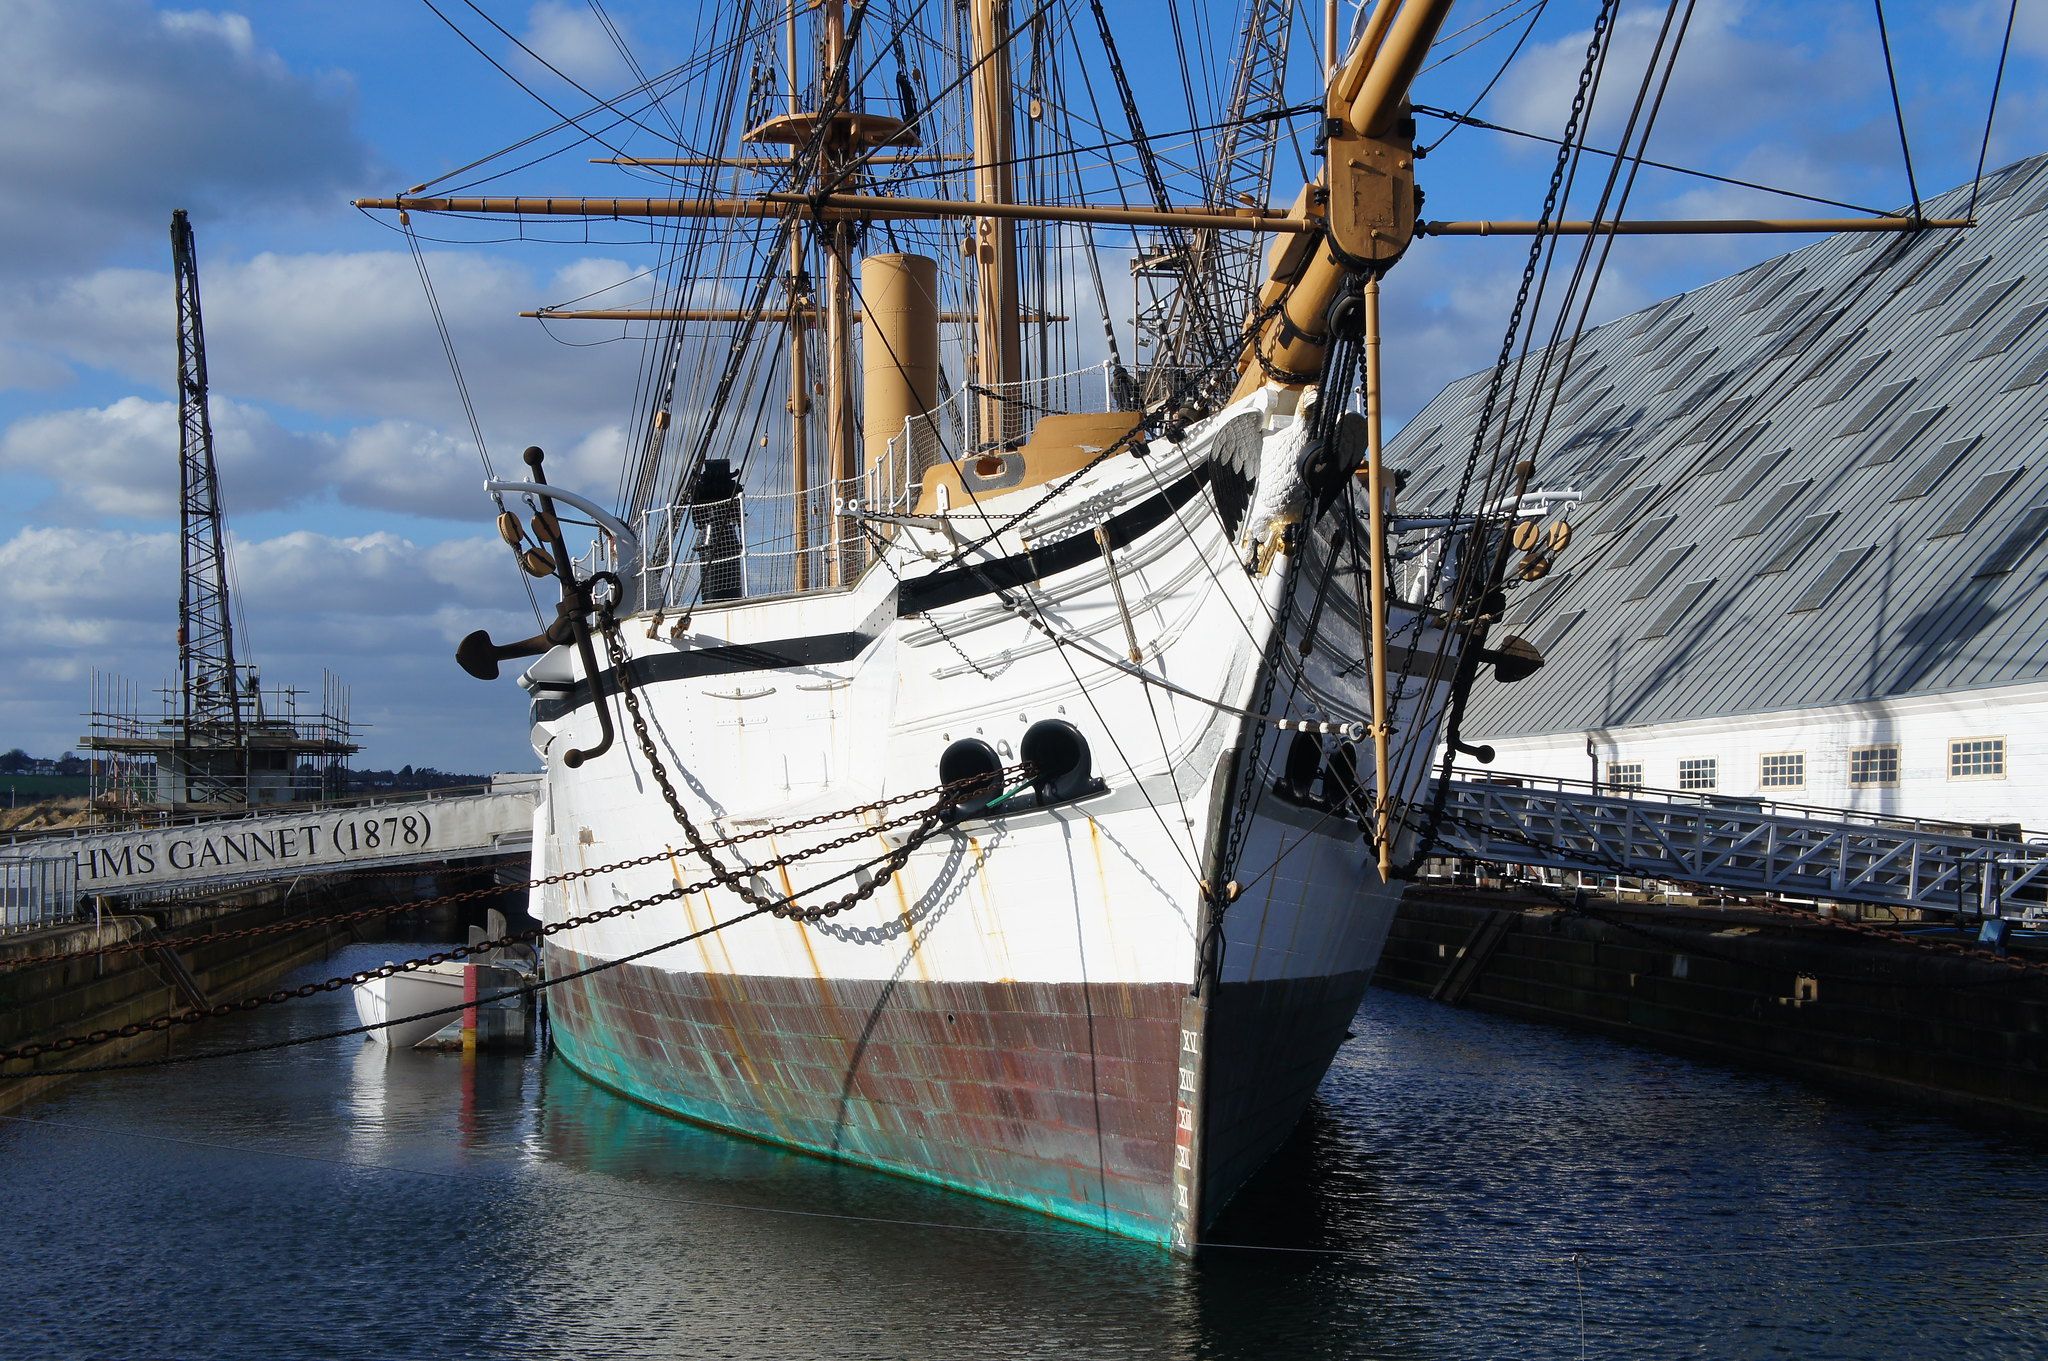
[83,667,358,816]
[69,212,362,822]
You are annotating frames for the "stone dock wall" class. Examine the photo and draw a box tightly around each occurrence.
[0,862,517,1112]
[1378,888,2048,1127]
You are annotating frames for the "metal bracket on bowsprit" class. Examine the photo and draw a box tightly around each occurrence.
[1323,109,1418,269]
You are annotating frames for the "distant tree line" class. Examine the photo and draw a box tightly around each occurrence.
[1,749,86,777]
[342,765,491,792]
[0,749,486,791]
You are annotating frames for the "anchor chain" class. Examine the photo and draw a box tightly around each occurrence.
[1,770,1000,974]
[597,603,992,922]
[1205,295,1367,945]
[0,798,950,1068]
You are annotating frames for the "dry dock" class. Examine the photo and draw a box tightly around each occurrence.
[0,863,516,1111]
[1379,887,2048,1127]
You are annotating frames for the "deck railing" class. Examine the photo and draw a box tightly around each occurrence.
[632,361,1117,609]
[1,855,80,934]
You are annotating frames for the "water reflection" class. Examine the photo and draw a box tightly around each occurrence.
[519,1052,1201,1359]
[344,1028,534,1164]
[1,943,2046,1359]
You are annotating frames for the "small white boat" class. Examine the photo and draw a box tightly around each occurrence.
[352,961,469,1049]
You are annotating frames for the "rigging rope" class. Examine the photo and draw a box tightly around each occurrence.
[1413,104,1887,217]
[1388,0,1621,874]
[400,217,547,628]
[1967,0,2019,220]
[1417,0,1549,155]
[1871,0,1923,219]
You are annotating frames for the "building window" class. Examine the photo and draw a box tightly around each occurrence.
[1949,738,2007,780]
[1849,745,1900,787]
[1607,761,1644,791]
[1678,758,1718,791]
[1759,753,1805,788]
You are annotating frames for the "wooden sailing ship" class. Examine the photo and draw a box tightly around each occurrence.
[356,0,1963,1250]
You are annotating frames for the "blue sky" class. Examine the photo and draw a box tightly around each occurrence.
[0,0,2038,773]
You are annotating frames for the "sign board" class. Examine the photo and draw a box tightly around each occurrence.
[59,790,537,895]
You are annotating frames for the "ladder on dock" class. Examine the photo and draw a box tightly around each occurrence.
[1431,774,2048,922]
[1430,908,1518,1005]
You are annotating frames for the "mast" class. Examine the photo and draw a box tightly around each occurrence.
[785,0,811,589]
[170,209,246,787]
[968,0,1022,447]
[821,0,858,580]
[750,0,884,585]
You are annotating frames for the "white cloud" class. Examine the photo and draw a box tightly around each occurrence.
[332,420,492,521]
[0,0,372,275]
[0,393,633,530]
[0,241,657,527]
[520,1,639,91]
[1479,2,1931,220]
[1941,0,2048,59]
[0,522,538,770]
[1495,5,1848,156]
[2,249,644,444]
[231,529,514,616]
[0,396,329,520]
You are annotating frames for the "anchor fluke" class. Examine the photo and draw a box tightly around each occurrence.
[457,626,558,681]
[1481,635,1545,685]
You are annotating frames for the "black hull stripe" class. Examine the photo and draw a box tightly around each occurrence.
[532,465,1213,721]
[532,630,873,722]
[896,464,1211,613]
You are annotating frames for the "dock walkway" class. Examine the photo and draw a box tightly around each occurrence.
[4,779,536,923]
[1434,772,2048,921]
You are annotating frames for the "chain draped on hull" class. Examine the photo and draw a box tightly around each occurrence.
[524,386,1463,1249]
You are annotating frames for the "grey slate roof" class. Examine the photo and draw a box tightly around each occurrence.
[1388,155,2048,741]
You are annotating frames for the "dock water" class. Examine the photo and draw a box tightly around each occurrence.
[5,942,2047,1359]
[0,861,520,1111]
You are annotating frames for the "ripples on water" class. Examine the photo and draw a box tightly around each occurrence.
[5,942,2047,1359]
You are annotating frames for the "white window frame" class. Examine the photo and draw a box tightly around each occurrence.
[1948,737,2007,781]
[1759,752,1805,789]
[1607,761,1644,791]
[1847,745,1900,788]
[1678,757,1718,791]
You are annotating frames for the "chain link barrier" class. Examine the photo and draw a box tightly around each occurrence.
[597,604,1005,923]
[1206,298,1366,929]
[2,621,1028,1068]
[0,791,968,1069]
[1391,0,1621,880]
[0,766,1002,975]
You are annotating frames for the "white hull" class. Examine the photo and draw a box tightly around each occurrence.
[522,388,1463,1247]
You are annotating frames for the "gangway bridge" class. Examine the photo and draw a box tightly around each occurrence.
[3,778,537,928]
[1431,771,2048,923]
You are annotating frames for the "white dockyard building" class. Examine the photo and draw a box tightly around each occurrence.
[1391,155,2048,832]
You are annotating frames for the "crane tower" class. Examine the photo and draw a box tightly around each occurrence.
[79,212,358,814]
[172,208,246,774]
